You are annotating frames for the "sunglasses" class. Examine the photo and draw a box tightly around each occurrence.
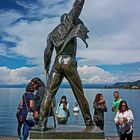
[121,105,126,107]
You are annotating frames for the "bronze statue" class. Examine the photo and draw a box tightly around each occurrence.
[38,0,93,131]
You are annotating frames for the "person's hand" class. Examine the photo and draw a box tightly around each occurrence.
[63,103,67,111]
[112,107,118,113]
[99,100,105,107]
[34,111,39,119]
[99,100,105,104]
[63,103,67,107]
[118,119,123,125]
[123,117,128,124]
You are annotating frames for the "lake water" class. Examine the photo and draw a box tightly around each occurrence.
[0,88,140,136]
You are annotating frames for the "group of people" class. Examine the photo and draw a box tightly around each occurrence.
[16,77,45,140]
[16,78,134,140]
[16,77,70,140]
[93,91,134,140]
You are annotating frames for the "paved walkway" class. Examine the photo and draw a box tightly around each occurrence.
[106,136,140,140]
[0,136,17,140]
[0,136,140,140]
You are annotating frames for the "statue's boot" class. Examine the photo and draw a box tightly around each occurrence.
[85,119,95,126]
[32,118,48,131]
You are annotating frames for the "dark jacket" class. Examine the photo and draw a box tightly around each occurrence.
[33,86,45,112]
[44,0,87,72]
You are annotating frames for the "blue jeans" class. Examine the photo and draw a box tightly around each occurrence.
[22,111,30,140]
[22,121,30,140]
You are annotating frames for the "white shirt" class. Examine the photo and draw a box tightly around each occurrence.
[56,102,69,118]
[114,109,134,133]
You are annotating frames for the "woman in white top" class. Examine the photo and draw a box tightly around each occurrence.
[114,100,134,140]
[56,95,69,125]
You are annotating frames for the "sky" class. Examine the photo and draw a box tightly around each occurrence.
[0,0,140,85]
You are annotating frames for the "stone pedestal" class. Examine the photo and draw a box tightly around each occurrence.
[29,125,105,139]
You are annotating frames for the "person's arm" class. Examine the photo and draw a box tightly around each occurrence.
[29,100,34,110]
[19,99,23,109]
[68,0,85,23]
[44,34,54,76]
[62,103,68,112]
[112,101,118,113]
[17,99,23,114]
[67,103,69,110]
[128,110,134,121]
[29,94,34,111]
[114,111,119,124]
[112,106,117,112]
[99,100,107,112]
[102,103,107,112]
[123,110,134,124]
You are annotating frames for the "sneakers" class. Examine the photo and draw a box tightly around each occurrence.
[17,136,22,140]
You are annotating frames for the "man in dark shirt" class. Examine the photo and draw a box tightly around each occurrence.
[38,0,93,130]
[31,77,45,113]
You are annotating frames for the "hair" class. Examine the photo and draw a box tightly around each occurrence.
[119,100,129,112]
[113,91,119,95]
[31,77,45,89]
[59,95,67,106]
[94,93,103,104]
[26,82,34,92]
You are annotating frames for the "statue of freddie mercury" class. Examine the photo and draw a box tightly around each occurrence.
[38,0,94,131]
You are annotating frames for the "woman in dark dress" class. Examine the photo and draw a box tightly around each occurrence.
[93,93,107,130]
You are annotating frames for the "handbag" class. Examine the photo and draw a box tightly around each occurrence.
[24,95,34,127]
[119,121,133,134]
[26,112,34,121]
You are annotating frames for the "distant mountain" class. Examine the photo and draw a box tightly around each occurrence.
[0,84,26,88]
[60,83,107,89]
[110,80,140,89]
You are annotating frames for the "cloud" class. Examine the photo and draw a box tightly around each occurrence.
[77,65,118,84]
[0,65,139,85]
[0,0,140,84]
[1,0,140,66]
[117,73,140,83]
[4,17,60,66]
[77,0,140,65]
[0,66,45,85]
[0,65,118,85]
[0,44,7,55]
[0,10,22,32]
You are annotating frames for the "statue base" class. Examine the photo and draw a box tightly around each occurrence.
[29,125,105,139]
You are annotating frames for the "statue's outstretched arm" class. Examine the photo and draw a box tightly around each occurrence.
[44,35,54,75]
[69,0,85,23]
